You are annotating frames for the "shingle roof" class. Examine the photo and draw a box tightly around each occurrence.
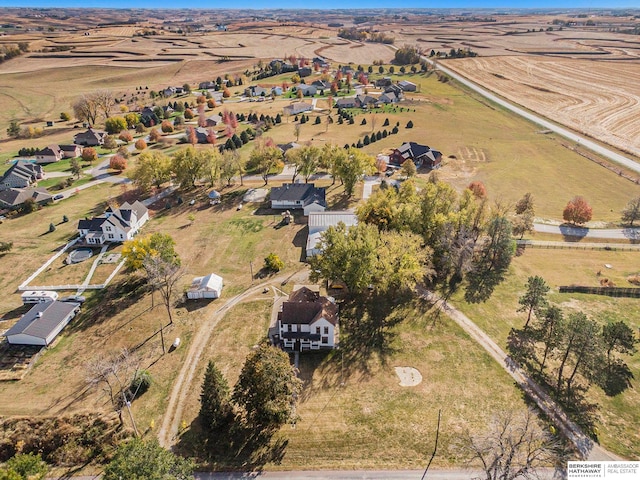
[270,183,326,206]
[278,289,338,326]
[4,301,79,343]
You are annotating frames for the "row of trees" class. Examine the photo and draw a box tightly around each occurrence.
[312,177,517,302]
[513,276,638,405]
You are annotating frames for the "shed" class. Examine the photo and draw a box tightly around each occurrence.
[187,273,223,299]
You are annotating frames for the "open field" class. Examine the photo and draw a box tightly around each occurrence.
[452,248,640,459]
[446,56,640,158]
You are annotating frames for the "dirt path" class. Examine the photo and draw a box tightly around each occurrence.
[158,269,308,448]
[420,289,622,461]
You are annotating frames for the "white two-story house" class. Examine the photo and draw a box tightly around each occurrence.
[275,286,338,352]
[77,201,149,244]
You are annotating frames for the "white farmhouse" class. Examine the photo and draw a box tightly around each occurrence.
[275,286,338,352]
[77,201,149,244]
[187,273,223,299]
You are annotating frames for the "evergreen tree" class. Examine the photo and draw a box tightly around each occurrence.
[200,360,232,433]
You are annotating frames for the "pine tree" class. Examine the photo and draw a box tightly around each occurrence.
[200,360,231,433]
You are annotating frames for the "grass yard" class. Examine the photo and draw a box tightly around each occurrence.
[451,248,640,459]
[177,295,533,470]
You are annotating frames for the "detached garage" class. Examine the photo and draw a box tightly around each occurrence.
[187,273,223,300]
[4,301,81,346]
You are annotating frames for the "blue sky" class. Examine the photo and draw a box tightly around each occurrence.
[0,1,639,8]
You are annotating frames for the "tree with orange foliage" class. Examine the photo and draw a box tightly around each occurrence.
[82,147,98,163]
[206,128,217,145]
[135,138,147,151]
[161,120,174,133]
[110,154,127,171]
[207,98,216,109]
[198,104,206,128]
[186,126,198,145]
[119,131,133,143]
[563,196,592,225]
[196,94,206,105]
[222,87,231,98]
[149,128,162,142]
[467,181,487,199]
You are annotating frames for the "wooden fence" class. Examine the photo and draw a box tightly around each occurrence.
[517,240,640,252]
[559,285,640,298]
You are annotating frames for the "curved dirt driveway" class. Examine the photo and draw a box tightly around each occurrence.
[158,270,308,448]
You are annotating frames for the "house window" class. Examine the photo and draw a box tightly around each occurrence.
[324,326,329,335]
[315,327,320,334]
[108,234,114,239]
[287,324,292,332]
[322,336,328,344]
[105,226,111,231]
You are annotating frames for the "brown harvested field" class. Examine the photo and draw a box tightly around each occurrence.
[446,56,640,158]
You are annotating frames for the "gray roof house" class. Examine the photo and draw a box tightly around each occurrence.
[0,161,44,191]
[270,183,327,216]
[0,187,52,209]
[390,141,442,169]
[77,200,149,244]
[377,92,399,105]
[306,211,358,257]
[335,97,356,109]
[244,85,269,97]
[296,84,317,96]
[59,144,83,158]
[4,300,81,346]
[398,80,417,92]
[283,102,313,116]
[355,94,377,108]
[205,114,223,127]
[74,128,106,146]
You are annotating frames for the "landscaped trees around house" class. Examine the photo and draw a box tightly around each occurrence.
[135,138,147,152]
[394,44,422,65]
[81,147,98,163]
[400,159,417,178]
[233,341,302,430]
[513,192,535,239]
[103,135,118,151]
[287,145,321,183]
[161,120,174,133]
[59,112,71,122]
[562,196,592,225]
[72,94,100,125]
[103,438,194,480]
[20,197,38,214]
[248,140,283,185]
[70,158,82,178]
[125,112,140,129]
[105,116,127,135]
[517,276,550,329]
[200,360,232,435]
[149,128,162,142]
[171,146,209,189]
[118,131,133,143]
[334,147,376,197]
[621,196,640,226]
[109,154,127,172]
[129,151,172,190]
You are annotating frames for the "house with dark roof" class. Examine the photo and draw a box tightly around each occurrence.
[35,145,63,164]
[0,187,52,209]
[283,102,313,116]
[273,286,338,351]
[270,183,326,216]
[77,201,149,244]
[4,300,81,346]
[355,94,377,109]
[199,81,217,90]
[74,128,106,147]
[0,161,44,191]
[311,79,331,91]
[375,77,393,88]
[298,66,312,77]
[389,142,442,169]
[384,84,403,96]
[398,80,417,92]
[205,114,222,127]
[277,142,301,155]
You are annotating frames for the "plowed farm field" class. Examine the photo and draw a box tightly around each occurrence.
[446,56,640,158]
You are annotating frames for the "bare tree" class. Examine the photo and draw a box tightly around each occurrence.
[460,409,558,480]
[143,255,183,328]
[72,94,100,126]
[86,349,137,426]
[94,89,115,119]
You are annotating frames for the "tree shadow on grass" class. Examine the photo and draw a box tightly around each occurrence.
[176,415,288,473]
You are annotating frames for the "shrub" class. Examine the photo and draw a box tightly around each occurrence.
[184,109,194,120]
[48,223,56,233]
[406,120,414,128]
[118,131,133,143]
[105,116,127,134]
[59,112,71,122]
[135,123,146,134]
[81,147,98,163]
[129,370,152,397]
[160,120,174,133]
[109,155,127,171]
[134,139,147,151]
[0,241,12,252]
[148,128,161,142]
[264,253,284,273]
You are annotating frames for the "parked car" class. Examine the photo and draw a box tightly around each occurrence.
[60,295,86,304]
[53,194,64,200]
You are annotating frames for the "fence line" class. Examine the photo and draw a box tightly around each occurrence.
[517,240,640,252]
[559,285,640,298]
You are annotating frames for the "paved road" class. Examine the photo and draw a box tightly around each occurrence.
[534,222,640,240]
[420,289,620,462]
[427,59,640,174]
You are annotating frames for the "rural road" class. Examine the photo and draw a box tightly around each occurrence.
[424,57,640,174]
[158,269,309,448]
[533,222,640,240]
[419,289,621,462]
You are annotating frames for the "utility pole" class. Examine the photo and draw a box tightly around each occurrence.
[123,391,139,437]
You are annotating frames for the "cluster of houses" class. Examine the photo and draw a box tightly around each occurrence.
[0,161,51,209]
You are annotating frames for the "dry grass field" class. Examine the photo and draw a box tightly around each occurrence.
[446,56,640,158]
